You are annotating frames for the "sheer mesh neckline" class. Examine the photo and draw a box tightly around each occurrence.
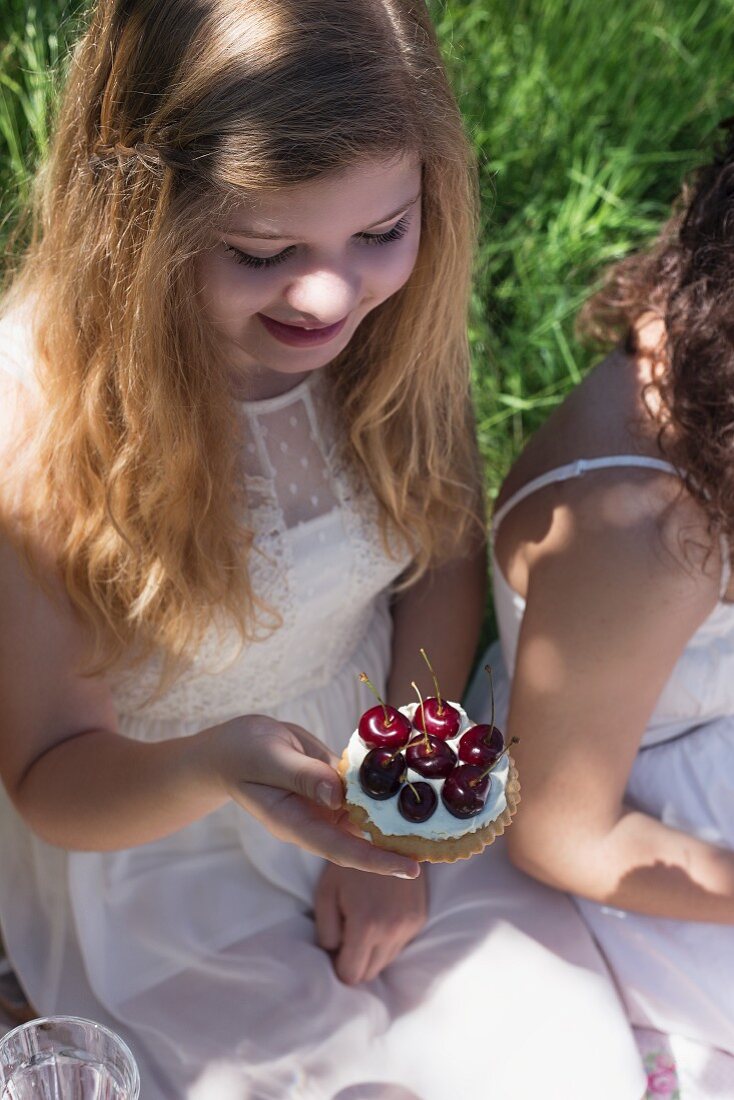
[235,371,317,413]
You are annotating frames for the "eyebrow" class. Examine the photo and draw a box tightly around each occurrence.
[225,192,421,240]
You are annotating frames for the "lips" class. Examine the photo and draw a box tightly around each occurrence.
[257,313,348,348]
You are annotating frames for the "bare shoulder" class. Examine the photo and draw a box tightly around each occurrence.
[494,339,719,610]
[497,341,660,505]
[0,374,118,801]
[0,325,93,664]
[0,366,43,518]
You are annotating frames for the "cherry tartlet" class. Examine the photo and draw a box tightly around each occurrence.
[338,687,520,864]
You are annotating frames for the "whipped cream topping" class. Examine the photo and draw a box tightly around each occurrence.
[344,701,509,840]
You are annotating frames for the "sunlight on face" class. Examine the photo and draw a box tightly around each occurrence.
[195,155,422,400]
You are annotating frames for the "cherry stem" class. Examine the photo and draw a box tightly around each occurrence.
[470,736,520,785]
[359,671,391,726]
[406,780,422,803]
[411,680,430,751]
[484,664,496,742]
[420,648,444,715]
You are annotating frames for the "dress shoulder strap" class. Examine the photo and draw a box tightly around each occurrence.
[493,455,732,603]
[493,456,678,532]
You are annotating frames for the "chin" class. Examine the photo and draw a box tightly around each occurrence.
[270,343,351,375]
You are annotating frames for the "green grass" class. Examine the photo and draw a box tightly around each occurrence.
[0,2,84,241]
[429,0,733,491]
[1,0,732,639]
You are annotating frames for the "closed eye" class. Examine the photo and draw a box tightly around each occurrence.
[357,214,411,245]
[222,213,412,269]
[222,244,295,270]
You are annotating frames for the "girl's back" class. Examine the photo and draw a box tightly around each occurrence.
[475,145,734,1088]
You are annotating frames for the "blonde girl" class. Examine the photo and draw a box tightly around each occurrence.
[0,1,645,1095]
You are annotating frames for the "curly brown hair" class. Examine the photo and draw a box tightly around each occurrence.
[579,118,734,539]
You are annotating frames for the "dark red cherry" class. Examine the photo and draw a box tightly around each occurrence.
[398,782,438,823]
[441,764,490,819]
[358,748,405,800]
[413,697,461,740]
[458,723,504,767]
[405,734,456,779]
[358,705,412,750]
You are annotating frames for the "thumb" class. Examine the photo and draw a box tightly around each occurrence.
[247,733,344,811]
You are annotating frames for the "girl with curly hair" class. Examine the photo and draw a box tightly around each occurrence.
[469,120,734,1095]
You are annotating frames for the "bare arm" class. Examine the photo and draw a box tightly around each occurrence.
[387,540,488,706]
[502,470,734,923]
[0,531,418,876]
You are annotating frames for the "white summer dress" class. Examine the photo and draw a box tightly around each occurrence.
[467,456,734,1095]
[0,310,647,1100]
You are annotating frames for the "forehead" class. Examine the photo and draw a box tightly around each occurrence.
[224,154,422,235]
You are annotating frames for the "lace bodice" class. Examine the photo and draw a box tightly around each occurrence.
[108,372,411,730]
[0,302,411,733]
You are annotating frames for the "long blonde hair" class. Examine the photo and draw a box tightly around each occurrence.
[3,0,480,676]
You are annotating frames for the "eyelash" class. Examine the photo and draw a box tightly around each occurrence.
[359,215,411,246]
[222,214,412,270]
[223,245,294,270]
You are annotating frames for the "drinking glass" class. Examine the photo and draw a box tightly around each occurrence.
[0,1016,140,1099]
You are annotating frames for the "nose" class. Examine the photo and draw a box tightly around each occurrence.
[282,265,362,325]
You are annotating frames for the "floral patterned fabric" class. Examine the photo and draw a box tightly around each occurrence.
[636,1030,680,1099]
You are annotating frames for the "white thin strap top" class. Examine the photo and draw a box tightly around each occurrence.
[493,455,732,600]
[0,302,37,392]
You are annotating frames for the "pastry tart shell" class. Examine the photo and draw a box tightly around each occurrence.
[338,750,520,864]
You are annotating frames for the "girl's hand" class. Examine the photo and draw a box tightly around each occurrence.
[205,715,421,879]
[313,862,429,984]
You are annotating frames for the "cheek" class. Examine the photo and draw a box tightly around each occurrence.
[194,253,278,321]
[365,238,422,304]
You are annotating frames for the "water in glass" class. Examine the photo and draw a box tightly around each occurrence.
[1,1045,129,1099]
